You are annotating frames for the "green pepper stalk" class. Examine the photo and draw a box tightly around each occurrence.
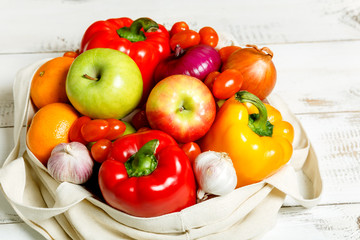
[235,91,273,137]
[125,139,159,177]
[117,17,159,42]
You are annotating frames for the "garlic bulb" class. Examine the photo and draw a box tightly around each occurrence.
[193,151,237,200]
[47,142,94,184]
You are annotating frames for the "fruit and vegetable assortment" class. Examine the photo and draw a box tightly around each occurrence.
[27,17,294,218]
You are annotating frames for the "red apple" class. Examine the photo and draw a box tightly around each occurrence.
[146,75,216,143]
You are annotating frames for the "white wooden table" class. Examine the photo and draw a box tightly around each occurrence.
[1,0,360,239]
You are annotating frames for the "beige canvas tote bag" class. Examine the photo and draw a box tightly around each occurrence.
[0,56,322,240]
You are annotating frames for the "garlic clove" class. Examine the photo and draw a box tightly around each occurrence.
[47,142,94,184]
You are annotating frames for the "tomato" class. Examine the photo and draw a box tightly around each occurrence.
[69,116,91,144]
[63,51,79,58]
[170,21,189,37]
[212,69,244,99]
[170,30,200,51]
[204,71,221,90]
[91,139,112,163]
[181,142,201,165]
[131,110,150,130]
[218,46,241,64]
[199,27,219,48]
[81,119,109,142]
[106,119,126,140]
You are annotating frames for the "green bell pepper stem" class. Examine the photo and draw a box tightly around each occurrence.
[117,17,159,42]
[125,139,159,177]
[235,91,273,137]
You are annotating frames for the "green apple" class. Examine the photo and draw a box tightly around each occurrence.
[66,48,143,119]
[122,121,136,135]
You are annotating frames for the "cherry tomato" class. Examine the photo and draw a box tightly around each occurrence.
[63,51,79,58]
[218,46,241,64]
[199,27,219,48]
[170,21,189,37]
[131,110,150,130]
[106,118,126,140]
[170,30,200,51]
[69,116,91,144]
[212,69,244,100]
[181,142,201,165]
[81,119,109,142]
[91,139,112,163]
[204,71,221,90]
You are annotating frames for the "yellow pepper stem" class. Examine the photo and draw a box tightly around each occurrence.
[235,91,273,137]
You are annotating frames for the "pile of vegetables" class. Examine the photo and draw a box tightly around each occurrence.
[29,17,294,218]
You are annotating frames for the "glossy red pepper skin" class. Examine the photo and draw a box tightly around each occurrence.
[80,17,171,105]
[98,130,196,217]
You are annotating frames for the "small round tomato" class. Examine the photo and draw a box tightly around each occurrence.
[69,116,91,144]
[170,21,189,37]
[199,27,219,48]
[218,46,242,64]
[63,51,79,58]
[212,69,244,99]
[204,71,221,90]
[91,139,112,163]
[170,30,200,51]
[81,119,109,142]
[181,142,201,165]
[131,110,150,130]
[106,119,126,140]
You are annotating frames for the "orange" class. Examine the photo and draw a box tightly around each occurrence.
[26,103,79,165]
[30,56,74,109]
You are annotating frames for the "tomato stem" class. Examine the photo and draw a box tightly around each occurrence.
[235,91,273,137]
[117,17,159,42]
[125,139,159,177]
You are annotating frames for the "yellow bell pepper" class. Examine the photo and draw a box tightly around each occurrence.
[199,91,294,188]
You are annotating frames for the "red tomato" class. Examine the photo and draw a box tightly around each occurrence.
[69,116,91,144]
[212,69,244,99]
[81,119,109,142]
[218,46,241,64]
[199,27,219,48]
[106,119,126,140]
[181,142,201,165]
[204,71,221,90]
[63,51,79,58]
[131,110,150,130]
[91,139,112,163]
[170,21,189,37]
[170,30,200,51]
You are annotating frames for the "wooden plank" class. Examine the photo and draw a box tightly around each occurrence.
[1,0,360,54]
[292,112,360,205]
[268,40,360,114]
[263,203,360,240]
[0,223,45,240]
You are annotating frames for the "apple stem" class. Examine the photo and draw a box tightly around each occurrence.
[82,74,98,81]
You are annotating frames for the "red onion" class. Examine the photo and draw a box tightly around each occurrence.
[154,44,221,82]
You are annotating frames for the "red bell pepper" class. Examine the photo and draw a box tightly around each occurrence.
[98,130,196,217]
[80,17,171,105]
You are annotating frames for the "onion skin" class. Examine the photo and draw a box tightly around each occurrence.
[222,45,276,100]
[154,44,221,82]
